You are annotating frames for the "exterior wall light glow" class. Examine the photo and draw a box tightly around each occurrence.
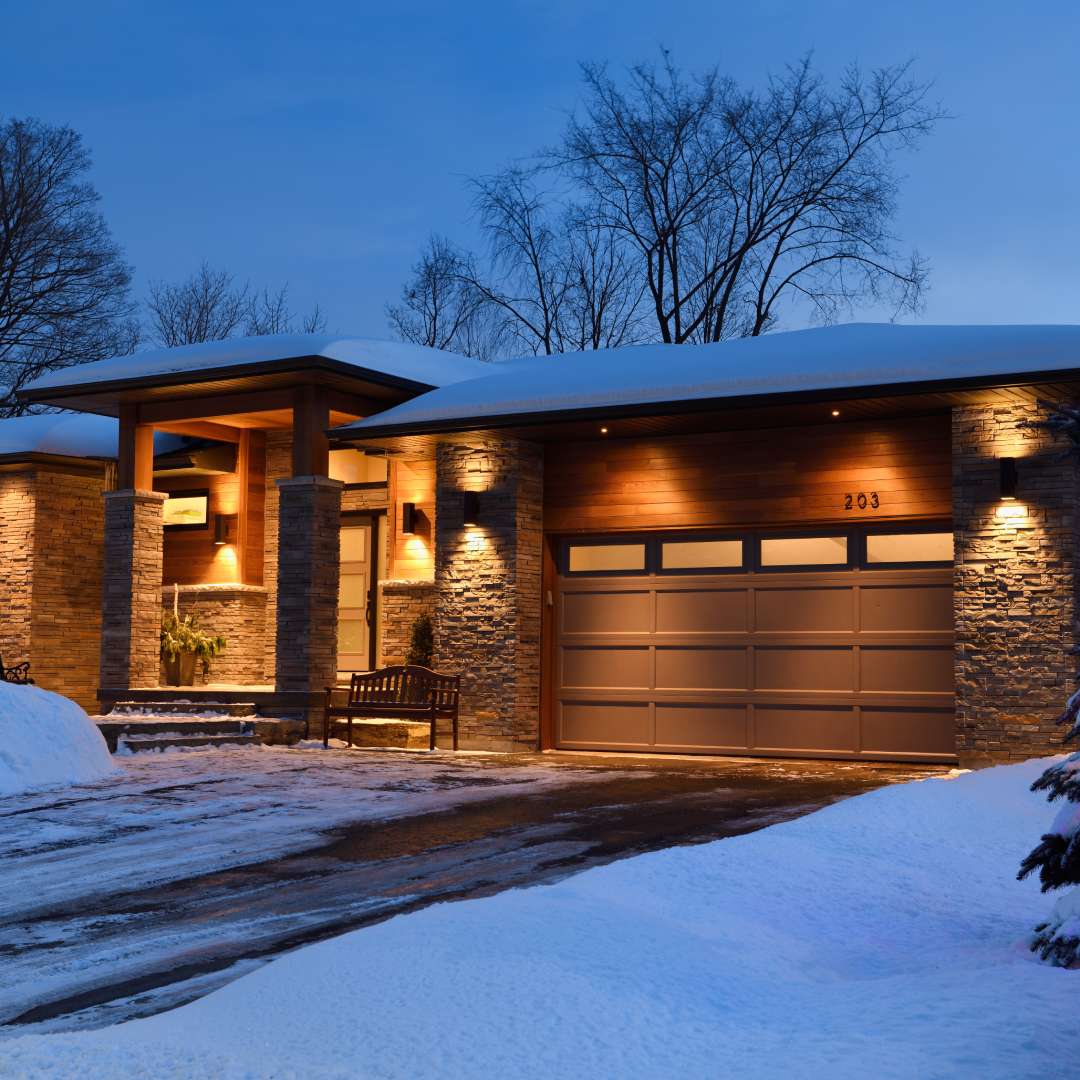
[401,501,417,534]
[462,490,480,527]
[999,457,1019,500]
[214,513,236,546]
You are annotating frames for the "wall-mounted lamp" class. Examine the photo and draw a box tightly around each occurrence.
[999,457,1019,500]
[214,513,237,546]
[462,490,480,527]
[401,501,417,534]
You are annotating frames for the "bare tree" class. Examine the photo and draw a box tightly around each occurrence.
[0,118,136,416]
[147,263,325,346]
[386,235,504,360]
[388,53,940,358]
[558,56,942,343]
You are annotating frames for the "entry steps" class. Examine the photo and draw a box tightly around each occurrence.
[94,701,260,753]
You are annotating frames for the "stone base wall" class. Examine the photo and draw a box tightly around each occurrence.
[262,432,292,682]
[274,476,343,695]
[0,472,35,680]
[954,403,1079,764]
[378,579,436,666]
[161,584,268,685]
[101,489,166,691]
[434,438,543,751]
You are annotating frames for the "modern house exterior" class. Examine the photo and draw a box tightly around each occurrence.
[7,323,1080,766]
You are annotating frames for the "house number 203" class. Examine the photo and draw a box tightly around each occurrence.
[844,492,880,510]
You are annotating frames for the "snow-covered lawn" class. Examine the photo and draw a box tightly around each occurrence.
[3,757,1067,1079]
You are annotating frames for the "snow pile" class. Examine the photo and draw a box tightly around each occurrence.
[0,683,115,796]
[3,757,1070,1079]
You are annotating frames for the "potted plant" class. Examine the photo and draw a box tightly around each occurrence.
[404,613,434,668]
[160,585,227,686]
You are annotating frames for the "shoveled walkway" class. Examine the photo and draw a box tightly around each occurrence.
[0,745,938,1036]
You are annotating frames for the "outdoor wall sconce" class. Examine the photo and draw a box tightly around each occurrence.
[462,491,480,527]
[214,513,237,546]
[401,501,417,534]
[999,457,1019,500]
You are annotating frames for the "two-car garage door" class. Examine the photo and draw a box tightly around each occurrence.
[553,527,956,762]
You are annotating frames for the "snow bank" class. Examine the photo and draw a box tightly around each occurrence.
[3,757,1070,1079]
[0,683,115,796]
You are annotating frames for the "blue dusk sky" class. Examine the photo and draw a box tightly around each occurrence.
[3,1,1078,341]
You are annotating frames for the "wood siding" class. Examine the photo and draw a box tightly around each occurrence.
[161,432,266,586]
[388,458,435,580]
[544,415,952,533]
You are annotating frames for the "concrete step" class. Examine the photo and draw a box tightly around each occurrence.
[94,717,253,752]
[107,701,258,718]
[329,717,434,750]
[116,731,261,754]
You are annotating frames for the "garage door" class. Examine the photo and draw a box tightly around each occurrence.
[553,526,955,762]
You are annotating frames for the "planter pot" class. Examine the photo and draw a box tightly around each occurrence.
[164,651,198,686]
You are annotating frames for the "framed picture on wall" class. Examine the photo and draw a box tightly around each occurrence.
[163,490,210,530]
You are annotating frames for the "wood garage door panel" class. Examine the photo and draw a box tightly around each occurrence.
[560,702,651,746]
[756,588,853,632]
[655,705,749,750]
[656,589,748,633]
[655,647,748,691]
[554,538,955,762]
[562,590,651,634]
[754,706,859,752]
[561,646,651,690]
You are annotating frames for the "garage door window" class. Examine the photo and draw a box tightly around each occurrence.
[567,542,646,573]
[866,531,953,565]
[760,535,849,569]
[661,538,743,571]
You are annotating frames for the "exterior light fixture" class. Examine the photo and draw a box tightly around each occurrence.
[401,501,417,534]
[214,513,236,545]
[831,409,841,418]
[600,426,609,434]
[462,491,480,527]
[999,457,1019,500]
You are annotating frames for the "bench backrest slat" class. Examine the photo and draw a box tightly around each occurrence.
[347,665,459,710]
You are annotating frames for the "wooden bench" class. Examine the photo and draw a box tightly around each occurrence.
[1,653,33,685]
[324,665,461,751]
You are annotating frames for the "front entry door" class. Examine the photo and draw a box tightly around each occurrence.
[338,522,375,680]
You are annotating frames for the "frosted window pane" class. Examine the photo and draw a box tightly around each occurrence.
[760,536,848,566]
[340,528,367,562]
[661,539,743,569]
[340,573,368,605]
[867,532,953,564]
[568,543,646,572]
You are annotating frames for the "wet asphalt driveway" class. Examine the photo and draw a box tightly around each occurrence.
[0,746,939,1036]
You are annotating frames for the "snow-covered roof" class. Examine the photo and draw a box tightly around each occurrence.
[335,323,1080,436]
[23,334,492,395]
[0,413,119,459]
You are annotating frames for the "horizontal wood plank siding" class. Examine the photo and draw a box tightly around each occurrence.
[544,415,951,533]
[388,458,435,580]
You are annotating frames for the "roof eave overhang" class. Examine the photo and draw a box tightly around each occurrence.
[0,452,112,473]
[330,366,1080,443]
[16,355,443,416]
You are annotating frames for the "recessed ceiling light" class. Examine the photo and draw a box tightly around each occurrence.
[600,426,609,434]
[830,410,840,418]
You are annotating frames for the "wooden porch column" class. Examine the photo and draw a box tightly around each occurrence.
[101,407,164,692]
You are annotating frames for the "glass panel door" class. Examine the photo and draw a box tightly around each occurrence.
[338,523,373,680]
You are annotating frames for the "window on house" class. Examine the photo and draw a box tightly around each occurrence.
[567,543,647,573]
[660,538,743,570]
[759,535,849,567]
[865,531,953,564]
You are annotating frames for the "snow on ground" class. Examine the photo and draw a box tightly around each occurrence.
[3,757,1068,1080]
[0,683,115,796]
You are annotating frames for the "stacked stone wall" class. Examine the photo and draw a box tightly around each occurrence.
[378,580,436,666]
[0,472,35,676]
[954,402,1079,763]
[161,584,267,685]
[434,438,543,751]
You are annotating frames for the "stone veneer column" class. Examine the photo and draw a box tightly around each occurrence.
[953,403,1080,764]
[434,437,543,751]
[100,489,166,691]
[274,476,343,693]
